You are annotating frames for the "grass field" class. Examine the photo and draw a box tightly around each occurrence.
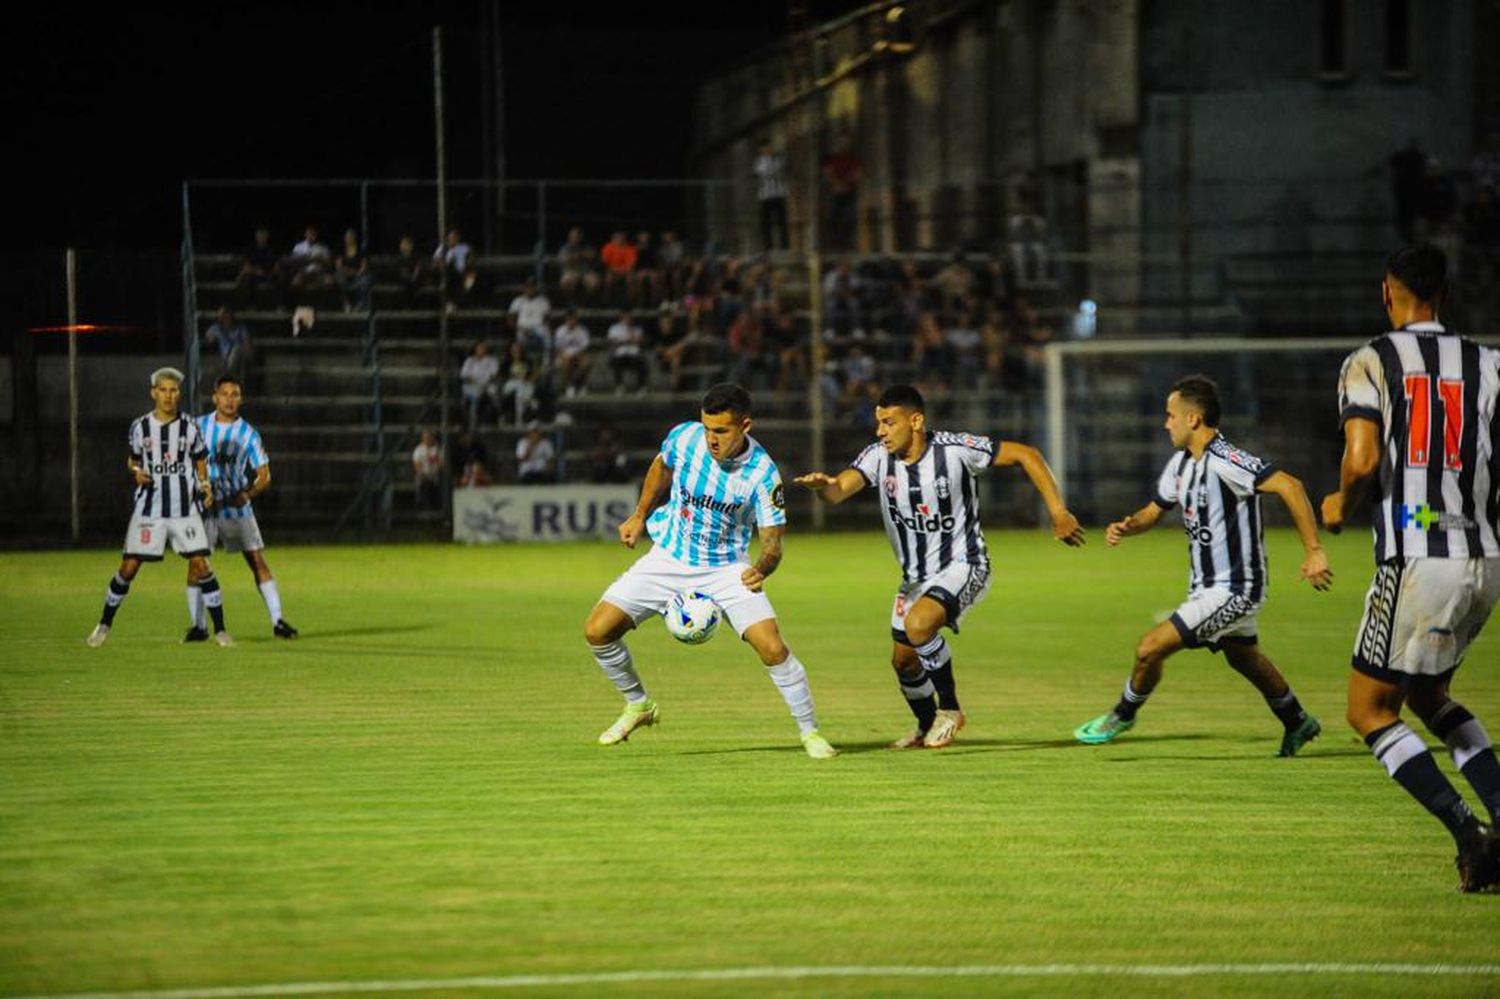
[1,530,1498,998]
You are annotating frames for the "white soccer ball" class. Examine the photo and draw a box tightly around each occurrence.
[663,590,722,645]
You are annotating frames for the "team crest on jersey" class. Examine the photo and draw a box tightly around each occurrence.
[772,484,785,509]
[935,476,950,500]
[883,475,898,497]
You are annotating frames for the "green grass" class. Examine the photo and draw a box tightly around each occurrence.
[1,530,1497,997]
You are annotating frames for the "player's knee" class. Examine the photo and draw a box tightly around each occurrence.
[892,657,923,682]
[1134,639,1165,667]
[757,639,790,667]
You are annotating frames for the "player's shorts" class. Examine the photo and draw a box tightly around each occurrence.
[601,544,776,638]
[1352,557,1500,683]
[123,511,210,561]
[205,512,265,554]
[1169,587,1261,652]
[890,560,991,643]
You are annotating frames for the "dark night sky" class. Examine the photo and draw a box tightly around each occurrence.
[8,3,841,256]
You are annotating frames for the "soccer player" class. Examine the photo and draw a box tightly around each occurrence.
[1073,374,1331,754]
[795,384,1085,749]
[186,376,298,641]
[87,367,231,647]
[583,383,837,759]
[1322,243,1500,892]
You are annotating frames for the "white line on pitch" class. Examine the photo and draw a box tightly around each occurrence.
[9,963,1500,999]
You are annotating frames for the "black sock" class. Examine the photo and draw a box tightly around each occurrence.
[100,572,131,626]
[898,674,938,732]
[199,573,227,633]
[1265,686,1308,729]
[1367,722,1480,843]
[1113,680,1149,722]
[926,663,960,712]
[1429,703,1500,825]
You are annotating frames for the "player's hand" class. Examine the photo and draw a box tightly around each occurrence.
[1104,518,1131,546]
[229,490,250,508]
[1319,492,1344,534]
[618,514,645,548]
[741,566,766,592]
[1300,547,1333,591]
[200,483,214,509]
[1051,509,1086,547]
[131,467,152,487]
[793,472,835,490]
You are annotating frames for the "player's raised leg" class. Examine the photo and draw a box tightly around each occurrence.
[1220,641,1320,756]
[1075,619,1182,744]
[1411,680,1500,827]
[89,557,142,646]
[586,600,659,746]
[889,642,937,749]
[742,619,835,758]
[903,595,964,748]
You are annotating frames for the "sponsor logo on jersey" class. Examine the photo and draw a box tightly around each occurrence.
[1399,504,1477,532]
[149,460,188,475]
[889,502,956,534]
[685,491,744,516]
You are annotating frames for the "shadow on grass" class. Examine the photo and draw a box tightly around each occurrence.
[282,625,433,642]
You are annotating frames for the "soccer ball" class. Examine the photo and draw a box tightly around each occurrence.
[663,590,721,645]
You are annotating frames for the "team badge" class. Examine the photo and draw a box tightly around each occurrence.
[883,475,898,497]
[772,484,785,509]
[935,476,950,500]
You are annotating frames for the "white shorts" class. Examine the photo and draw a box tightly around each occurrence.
[205,513,265,554]
[1353,557,1500,682]
[124,511,210,561]
[601,544,776,638]
[1169,587,1261,652]
[891,561,991,642]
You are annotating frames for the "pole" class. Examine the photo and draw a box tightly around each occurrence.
[66,248,80,542]
[805,75,826,531]
[433,26,447,247]
[1178,16,1194,335]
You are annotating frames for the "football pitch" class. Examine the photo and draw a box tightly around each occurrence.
[1,530,1497,998]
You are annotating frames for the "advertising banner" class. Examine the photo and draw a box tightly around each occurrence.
[452,485,637,543]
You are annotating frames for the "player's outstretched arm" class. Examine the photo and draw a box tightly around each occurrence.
[741,525,784,593]
[1105,502,1164,546]
[619,454,671,548]
[1258,470,1333,591]
[793,468,866,505]
[1320,417,1380,534]
[994,441,1085,546]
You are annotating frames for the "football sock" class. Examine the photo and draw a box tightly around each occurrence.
[591,641,647,704]
[914,635,960,711]
[187,585,205,629]
[767,654,818,736]
[898,673,939,732]
[1366,721,1480,843]
[198,573,227,633]
[258,580,283,625]
[1113,679,1150,721]
[1264,686,1308,729]
[100,573,132,626]
[1429,702,1500,824]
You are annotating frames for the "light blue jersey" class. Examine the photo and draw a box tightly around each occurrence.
[647,421,786,567]
[198,414,267,520]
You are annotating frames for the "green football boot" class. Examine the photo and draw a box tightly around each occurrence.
[1074,711,1135,745]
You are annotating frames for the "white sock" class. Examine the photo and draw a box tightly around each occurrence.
[259,579,283,624]
[768,654,818,735]
[591,641,648,703]
[187,586,205,629]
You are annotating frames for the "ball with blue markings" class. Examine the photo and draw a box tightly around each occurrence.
[663,591,722,645]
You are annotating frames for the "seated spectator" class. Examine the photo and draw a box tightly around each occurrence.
[633,231,660,305]
[460,341,500,430]
[516,423,556,484]
[454,432,493,487]
[841,344,878,403]
[334,229,373,312]
[727,304,774,388]
[204,307,253,386]
[934,251,975,317]
[434,227,477,312]
[588,427,630,483]
[412,429,443,510]
[657,230,687,300]
[235,225,281,307]
[713,255,746,332]
[600,231,637,305]
[507,276,552,362]
[499,341,542,425]
[392,234,432,306]
[557,226,600,300]
[1007,201,1050,288]
[289,224,333,297]
[606,310,649,394]
[944,309,984,386]
[822,260,861,341]
[553,309,592,398]
[979,306,1010,387]
[911,311,953,389]
[767,307,806,391]
[1010,297,1054,389]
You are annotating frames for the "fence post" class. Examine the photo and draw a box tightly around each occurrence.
[66,249,80,543]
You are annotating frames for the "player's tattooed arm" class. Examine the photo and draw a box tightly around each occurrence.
[236,464,272,507]
[1105,502,1164,546]
[194,458,214,508]
[1258,471,1333,591]
[743,525,785,592]
[619,455,672,547]
[996,441,1085,546]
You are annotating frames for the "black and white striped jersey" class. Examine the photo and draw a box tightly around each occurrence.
[128,412,208,518]
[852,430,994,584]
[1338,322,1500,561]
[1154,435,1274,599]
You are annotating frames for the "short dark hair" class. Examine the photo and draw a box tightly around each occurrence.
[1170,374,1221,427]
[1386,243,1448,303]
[876,384,925,413]
[702,382,752,417]
[214,374,241,390]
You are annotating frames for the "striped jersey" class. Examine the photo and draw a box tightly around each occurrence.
[851,431,994,584]
[646,421,787,567]
[198,414,269,521]
[128,411,208,518]
[1337,322,1500,561]
[1153,435,1274,599]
